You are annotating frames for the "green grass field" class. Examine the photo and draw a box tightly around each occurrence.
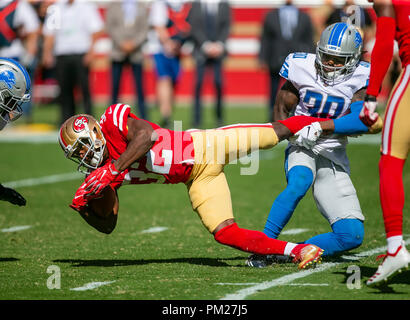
[0,104,409,302]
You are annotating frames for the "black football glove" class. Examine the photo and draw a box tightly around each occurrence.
[0,184,26,206]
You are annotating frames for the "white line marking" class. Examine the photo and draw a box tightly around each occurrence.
[1,225,32,233]
[215,282,328,287]
[281,228,310,235]
[3,172,82,189]
[220,263,338,300]
[285,283,329,286]
[139,226,169,234]
[216,283,260,286]
[221,238,410,300]
[70,281,116,292]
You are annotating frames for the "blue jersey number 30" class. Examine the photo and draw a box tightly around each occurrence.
[303,90,345,118]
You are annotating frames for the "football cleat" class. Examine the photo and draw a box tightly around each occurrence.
[245,254,292,268]
[366,243,410,286]
[291,244,324,269]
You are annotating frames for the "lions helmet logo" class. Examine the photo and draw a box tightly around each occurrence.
[73,116,89,133]
[0,70,16,89]
[354,31,362,48]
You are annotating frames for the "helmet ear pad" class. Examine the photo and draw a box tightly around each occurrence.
[58,114,107,173]
[315,22,363,84]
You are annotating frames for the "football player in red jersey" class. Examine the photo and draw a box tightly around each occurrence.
[360,0,410,285]
[59,103,375,269]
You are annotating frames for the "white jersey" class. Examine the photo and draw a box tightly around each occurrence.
[279,52,370,171]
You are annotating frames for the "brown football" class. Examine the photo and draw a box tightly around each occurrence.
[88,187,116,218]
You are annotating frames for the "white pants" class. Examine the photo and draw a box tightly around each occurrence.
[286,145,365,225]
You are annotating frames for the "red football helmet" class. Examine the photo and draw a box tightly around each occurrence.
[58,114,106,173]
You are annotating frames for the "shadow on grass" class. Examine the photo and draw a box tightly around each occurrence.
[0,257,19,262]
[332,265,410,295]
[53,256,247,268]
[360,266,410,294]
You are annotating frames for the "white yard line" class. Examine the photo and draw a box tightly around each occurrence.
[139,226,169,234]
[220,263,338,300]
[1,225,32,233]
[281,228,310,235]
[70,281,116,292]
[220,238,410,300]
[215,282,328,287]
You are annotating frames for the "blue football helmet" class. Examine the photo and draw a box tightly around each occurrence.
[0,58,31,130]
[316,22,363,85]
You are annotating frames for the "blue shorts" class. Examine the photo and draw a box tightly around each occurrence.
[153,53,181,83]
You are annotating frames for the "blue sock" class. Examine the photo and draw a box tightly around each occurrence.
[263,165,313,238]
[304,219,364,256]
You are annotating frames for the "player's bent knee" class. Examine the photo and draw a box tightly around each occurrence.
[333,219,364,251]
[214,222,241,247]
[286,166,314,198]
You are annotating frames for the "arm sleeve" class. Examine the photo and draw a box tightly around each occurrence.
[366,16,396,97]
[333,101,369,134]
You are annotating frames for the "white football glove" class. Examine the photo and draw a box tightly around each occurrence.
[293,121,322,149]
[359,95,379,126]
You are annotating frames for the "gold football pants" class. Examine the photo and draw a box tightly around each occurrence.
[185,124,279,233]
[382,64,410,159]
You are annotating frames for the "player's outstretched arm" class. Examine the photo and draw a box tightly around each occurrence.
[272,102,382,147]
[360,0,395,124]
[331,100,383,135]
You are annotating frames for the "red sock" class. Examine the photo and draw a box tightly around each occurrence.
[214,223,287,255]
[379,154,405,238]
[278,116,328,134]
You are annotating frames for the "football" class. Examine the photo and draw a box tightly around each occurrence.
[88,186,116,218]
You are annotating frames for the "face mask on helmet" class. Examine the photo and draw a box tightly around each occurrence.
[59,115,106,174]
[0,58,31,130]
[315,22,363,85]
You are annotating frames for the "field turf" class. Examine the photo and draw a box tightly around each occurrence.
[0,104,409,304]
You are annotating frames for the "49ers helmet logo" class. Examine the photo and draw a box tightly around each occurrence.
[73,116,89,132]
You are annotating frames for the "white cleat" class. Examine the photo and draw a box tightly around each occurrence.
[366,243,410,286]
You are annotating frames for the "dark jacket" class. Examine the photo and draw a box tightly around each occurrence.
[259,7,315,73]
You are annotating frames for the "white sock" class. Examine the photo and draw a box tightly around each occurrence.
[284,242,297,256]
[387,235,403,254]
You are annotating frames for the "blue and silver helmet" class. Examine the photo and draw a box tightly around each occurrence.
[316,22,363,85]
[0,58,31,130]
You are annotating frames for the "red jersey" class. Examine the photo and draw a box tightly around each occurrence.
[393,0,410,67]
[99,104,195,188]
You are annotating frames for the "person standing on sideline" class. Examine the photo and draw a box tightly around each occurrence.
[106,0,150,120]
[148,0,192,128]
[188,0,231,128]
[259,0,315,122]
[42,0,104,125]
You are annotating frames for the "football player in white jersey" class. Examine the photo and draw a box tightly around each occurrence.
[0,58,31,207]
[247,22,380,267]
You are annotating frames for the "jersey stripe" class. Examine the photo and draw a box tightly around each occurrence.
[112,103,121,128]
[118,104,129,132]
[382,65,410,155]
